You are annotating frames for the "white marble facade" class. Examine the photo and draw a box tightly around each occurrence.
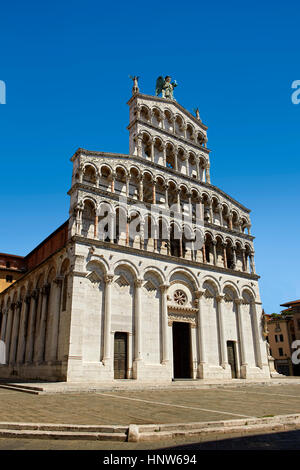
[0,90,271,382]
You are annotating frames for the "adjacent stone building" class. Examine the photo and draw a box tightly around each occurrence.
[0,82,271,382]
[0,254,25,293]
[265,300,300,376]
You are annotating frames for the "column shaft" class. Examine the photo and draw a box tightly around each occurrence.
[103,275,113,364]
[160,284,170,364]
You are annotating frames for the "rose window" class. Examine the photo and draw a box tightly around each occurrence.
[173,290,187,305]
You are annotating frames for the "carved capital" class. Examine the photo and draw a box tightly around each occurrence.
[135,279,143,288]
[159,283,170,293]
[216,294,225,303]
[104,274,114,284]
[194,289,205,299]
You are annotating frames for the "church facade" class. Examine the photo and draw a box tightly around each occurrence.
[0,81,271,382]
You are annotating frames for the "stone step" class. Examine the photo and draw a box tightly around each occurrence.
[0,385,41,395]
[0,428,127,441]
[0,422,128,433]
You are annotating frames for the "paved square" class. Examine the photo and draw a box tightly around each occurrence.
[1,384,300,426]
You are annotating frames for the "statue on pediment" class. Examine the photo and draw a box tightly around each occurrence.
[155,75,177,100]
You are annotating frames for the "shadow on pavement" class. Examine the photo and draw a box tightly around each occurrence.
[160,429,300,451]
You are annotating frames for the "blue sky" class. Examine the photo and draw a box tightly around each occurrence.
[0,0,299,313]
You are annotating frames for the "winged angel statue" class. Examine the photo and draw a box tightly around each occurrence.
[155,75,178,100]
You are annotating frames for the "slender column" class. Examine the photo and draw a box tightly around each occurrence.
[212,240,217,265]
[138,176,143,202]
[242,248,247,272]
[35,284,50,364]
[195,157,200,180]
[218,204,223,226]
[228,214,233,230]
[110,172,115,193]
[164,183,169,209]
[47,277,63,362]
[108,212,115,242]
[152,180,156,204]
[126,217,129,246]
[0,309,7,342]
[172,117,176,134]
[232,247,237,269]
[16,296,30,364]
[179,236,183,258]
[202,246,206,263]
[125,176,130,197]
[25,289,39,364]
[235,298,247,368]
[205,163,211,183]
[162,144,166,166]
[160,284,170,364]
[9,300,22,365]
[103,274,114,365]
[94,212,98,238]
[187,192,192,215]
[250,253,255,274]
[140,221,145,250]
[223,243,227,268]
[134,279,143,362]
[5,303,15,364]
[195,289,207,367]
[216,295,227,368]
[153,226,158,253]
[209,202,213,224]
[251,301,263,368]
[137,136,143,157]
[176,188,181,212]
[174,152,178,171]
[150,140,155,162]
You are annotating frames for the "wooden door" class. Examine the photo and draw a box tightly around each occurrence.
[114,332,127,379]
[227,341,237,378]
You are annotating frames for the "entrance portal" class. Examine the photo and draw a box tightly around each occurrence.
[172,322,192,379]
[227,341,237,378]
[114,332,127,379]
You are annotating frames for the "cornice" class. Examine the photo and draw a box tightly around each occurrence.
[70,152,250,213]
[71,235,260,281]
[127,118,210,154]
[127,93,208,131]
